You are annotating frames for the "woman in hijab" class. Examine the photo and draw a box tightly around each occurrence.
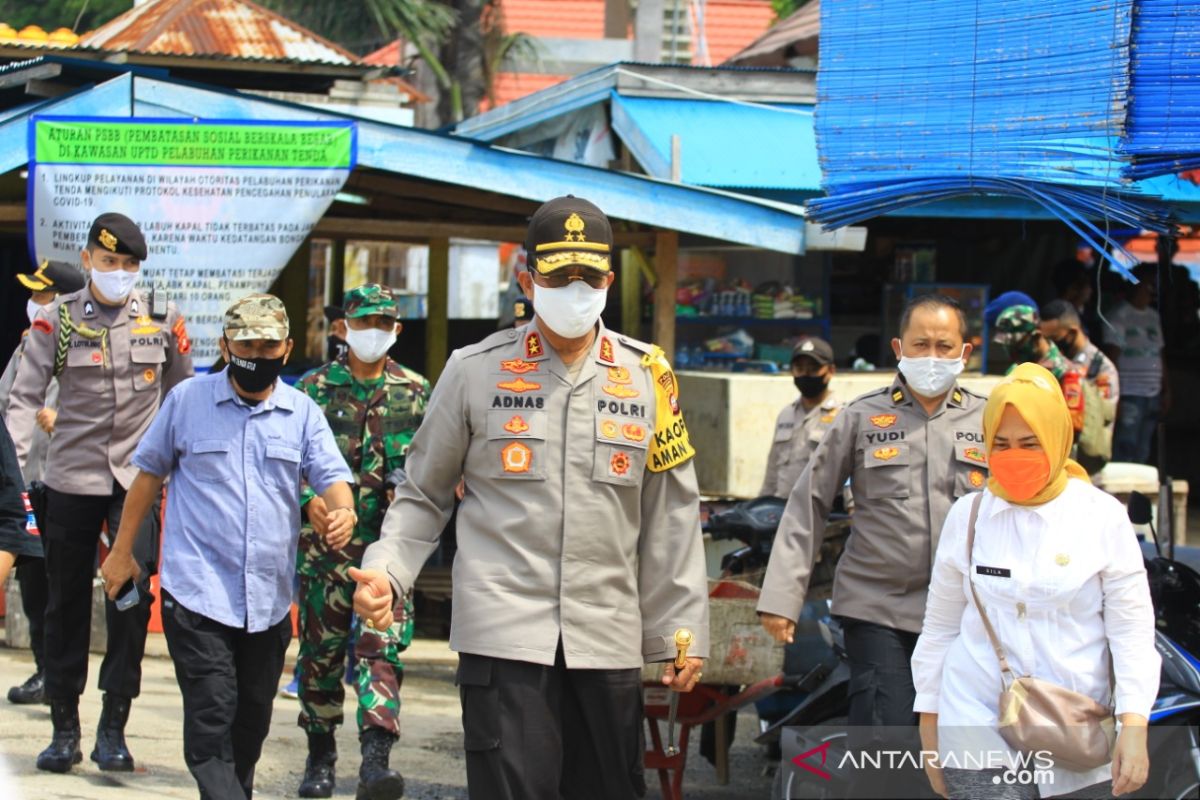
[911,363,1159,799]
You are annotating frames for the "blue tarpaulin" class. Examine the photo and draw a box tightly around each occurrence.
[609,93,820,191]
[806,0,1176,276]
[1122,0,1200,179]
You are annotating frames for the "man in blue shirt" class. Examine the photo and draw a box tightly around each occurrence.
[102,293,355,800]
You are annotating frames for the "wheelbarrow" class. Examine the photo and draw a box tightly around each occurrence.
[642,579,786,800]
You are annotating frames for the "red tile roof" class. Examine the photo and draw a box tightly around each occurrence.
[700,0,777,65]
[81,0,358,64]
[365,0,776,109]
[485,72,572,110]
[500,0,608,39]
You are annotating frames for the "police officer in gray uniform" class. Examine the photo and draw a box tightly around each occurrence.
[760,337,843,498]
[759,295,987,797]
[0,259,87,705]
[351,196,710,800]
[6,212,194,773]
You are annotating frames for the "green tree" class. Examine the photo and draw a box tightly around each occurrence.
[0,0,128,32]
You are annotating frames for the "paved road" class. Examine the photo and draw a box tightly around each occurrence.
[0,636,776,799]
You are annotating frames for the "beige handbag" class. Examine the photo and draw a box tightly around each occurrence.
[965,493,1116,771]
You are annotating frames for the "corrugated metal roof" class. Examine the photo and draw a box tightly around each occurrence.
[610,93,819,190]
[81,0,358,65]
[725,0,818,66]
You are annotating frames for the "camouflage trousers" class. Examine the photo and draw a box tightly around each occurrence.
[297,573,414,736]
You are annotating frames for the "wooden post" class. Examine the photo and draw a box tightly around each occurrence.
[329,238,346,304]
[426,237,450,383]
[620,248,642,338]
[653,230,677,359]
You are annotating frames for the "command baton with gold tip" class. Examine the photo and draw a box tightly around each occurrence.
[665,627,693,757]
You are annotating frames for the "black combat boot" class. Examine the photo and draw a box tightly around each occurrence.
[356,727,404,800]
[7,670,46,705]
[298,730,338,798]
[90,693,134,771]
[36,699,82,773]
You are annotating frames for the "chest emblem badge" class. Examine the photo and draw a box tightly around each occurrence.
[501,442,532,473]
[600,420,619,439]
[500,359,539,375]
[622,423,647,442]
[873,447,900,461]
[964,447,987,464]
[603,384,639,399]
[607,366,632,384]
[870,414,897,429]
[610,451,631,477]
[503,415,530,434]
[969,470,985,488]
[497,378,541,393]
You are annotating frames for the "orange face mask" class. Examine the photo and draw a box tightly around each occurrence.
[988,448,1051,502]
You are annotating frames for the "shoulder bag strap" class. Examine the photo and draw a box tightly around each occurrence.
[965,492,1016,689]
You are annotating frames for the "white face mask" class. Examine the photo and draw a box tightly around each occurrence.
[90,268,138,302]
[897,345,966,397]
[26,299,44,324]
[344,326,397,364]
[533,280,607,339]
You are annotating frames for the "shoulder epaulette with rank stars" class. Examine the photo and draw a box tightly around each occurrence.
[952,388,963,405]
[892,388,905,404]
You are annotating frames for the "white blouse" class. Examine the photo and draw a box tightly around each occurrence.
[911,480,1160,797]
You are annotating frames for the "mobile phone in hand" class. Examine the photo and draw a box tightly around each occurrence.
[115,580,139,611]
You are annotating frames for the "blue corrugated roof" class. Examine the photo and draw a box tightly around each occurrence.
[610,93,820,191]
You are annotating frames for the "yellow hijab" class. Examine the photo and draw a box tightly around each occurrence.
[984,362,1091,505]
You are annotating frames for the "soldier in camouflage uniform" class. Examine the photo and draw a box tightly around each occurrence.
[294,283,428,800]
[993,304,1073,379]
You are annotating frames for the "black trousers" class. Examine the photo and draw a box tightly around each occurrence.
[42,484,159,701]
[162,591,291,800]
[841,617,931,800]
[16,559,48,671]
[456,643,647,800]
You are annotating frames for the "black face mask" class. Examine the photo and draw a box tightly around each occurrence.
[1054,331,1079,359]
[226,343,285,394]
[794,375,828,399]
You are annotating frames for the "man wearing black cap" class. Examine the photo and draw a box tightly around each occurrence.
[5,212,194,774]
[350,196,710,799]
[324,304,349,362]
[760,337,843,498]
[0,259,87,706]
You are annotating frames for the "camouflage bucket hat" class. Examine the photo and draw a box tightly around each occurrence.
[992,304,1039,346]
[343,283,399,318]
[224,293,289,341]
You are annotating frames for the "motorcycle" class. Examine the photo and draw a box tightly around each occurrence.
[701,496,852,772]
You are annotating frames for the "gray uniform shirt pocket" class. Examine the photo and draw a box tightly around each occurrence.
[486,410,547,480]
[66,346,105,392]
[593,417,649,487]
[859,443,912,499]
[130,344,165,392]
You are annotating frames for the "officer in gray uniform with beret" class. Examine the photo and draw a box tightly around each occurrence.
[759,294,987,798]
[351,196,710,800]
[760,336,844,498]
[6,212,194,774]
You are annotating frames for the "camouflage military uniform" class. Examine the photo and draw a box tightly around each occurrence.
[994,304,1073,378]
[295,285,429,737]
